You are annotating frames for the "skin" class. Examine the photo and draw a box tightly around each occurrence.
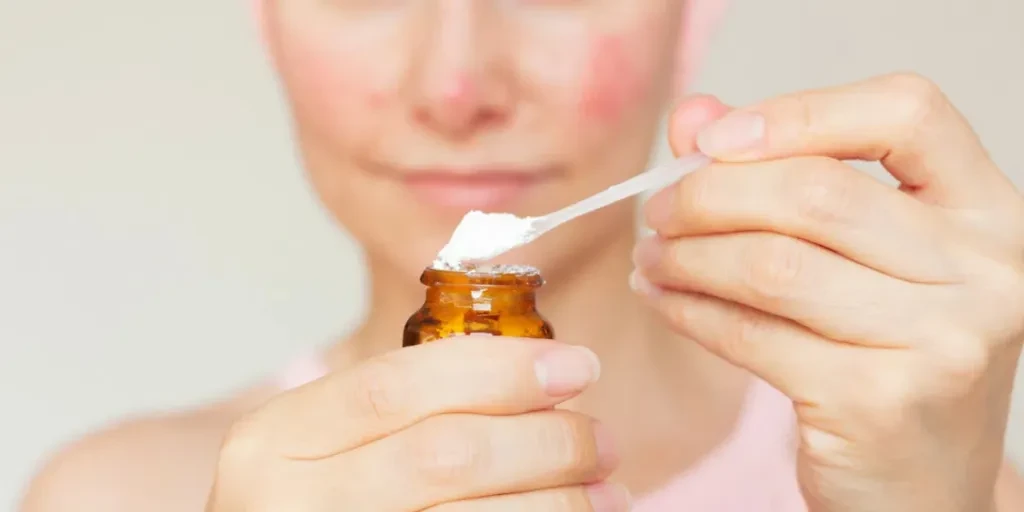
[639,83,1024,510]
[17,1,1024,511]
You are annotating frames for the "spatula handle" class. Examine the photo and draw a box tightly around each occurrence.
[539,153,712,232]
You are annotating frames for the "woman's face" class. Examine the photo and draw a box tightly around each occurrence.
[261,1,687,281]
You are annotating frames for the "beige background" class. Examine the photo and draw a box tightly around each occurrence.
[1,0,1022,508]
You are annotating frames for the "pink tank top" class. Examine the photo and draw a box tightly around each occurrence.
[276,352,807,510]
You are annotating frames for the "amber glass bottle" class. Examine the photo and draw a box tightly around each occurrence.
[403,265,554,346]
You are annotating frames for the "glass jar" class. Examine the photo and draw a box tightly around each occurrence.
[403,265,554,346]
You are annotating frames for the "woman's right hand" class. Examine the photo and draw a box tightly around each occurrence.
[204,336,628,511]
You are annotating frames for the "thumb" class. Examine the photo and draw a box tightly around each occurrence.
[668,94,733,156]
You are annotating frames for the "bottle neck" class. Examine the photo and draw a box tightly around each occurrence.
[426,285,539,314]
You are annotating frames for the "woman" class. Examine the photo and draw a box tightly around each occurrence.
[19,1,1024,510]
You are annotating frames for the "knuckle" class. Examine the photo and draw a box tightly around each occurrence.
[217,413,269,470]
[743,235,805,302]
[853,363,921,435]
[662,240,696,284]
[676,168,718,218]
[351,358,409,423]
[955,257,1024,346]
[661,295,693,332]
[871,372,918,419]
[797,425,853,468]
[408,416,486,486]
[787,159,859,225]
[537,413,599,475]
[927,333,991,392]
[851,341,987,434]
[774,94,817,137]
[881,72,947,125]
[720,307,774,362]
[990,262,1024,323]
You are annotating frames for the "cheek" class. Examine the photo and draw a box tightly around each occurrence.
[577,8,671,126]
[519,17,666,132]
[578,33,651,123]
[273,30,396,141]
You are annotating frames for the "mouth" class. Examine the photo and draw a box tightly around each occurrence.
[396,166,560,213]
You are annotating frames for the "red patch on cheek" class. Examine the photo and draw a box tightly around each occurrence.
[284,42,394,120]
[366,89,390,109]
[579,35,645,122]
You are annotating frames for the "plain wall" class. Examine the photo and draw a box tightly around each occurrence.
[1,0,1022,508]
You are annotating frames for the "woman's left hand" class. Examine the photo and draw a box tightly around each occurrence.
[633,72,1024,512]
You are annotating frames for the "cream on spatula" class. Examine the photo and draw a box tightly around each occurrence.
[433,152,712,269]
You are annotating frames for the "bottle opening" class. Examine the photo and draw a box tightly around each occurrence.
[420,265,544,288]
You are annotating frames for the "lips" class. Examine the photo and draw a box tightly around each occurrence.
[400,170,553,213]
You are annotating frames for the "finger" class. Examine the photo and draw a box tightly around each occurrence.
[629,273,852,405]
[633,232,940,347]
[633,274,949,455]
[424,482,632,512]
[337,410,618,511]
[643,156,961,283]
[685,72,1016,209]
[251,336,601,458]
[667,93,732,155]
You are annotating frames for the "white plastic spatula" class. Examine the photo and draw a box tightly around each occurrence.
[434,152,712,267]
[535,152,712,234]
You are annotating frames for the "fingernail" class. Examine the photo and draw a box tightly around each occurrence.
[696,111,765,156]
[535,345,601,396]
[592,421,621,472]
[629,270,660,298]
[644,186,676,229]
[631,236,662,269]
[585,482,632,512]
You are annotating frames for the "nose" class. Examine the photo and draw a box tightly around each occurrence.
[408,2,512,139]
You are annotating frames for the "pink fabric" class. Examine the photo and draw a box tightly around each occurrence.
[631,379,807,511]
[275,352,807,511]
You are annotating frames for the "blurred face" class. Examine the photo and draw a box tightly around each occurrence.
[261,1,686,282]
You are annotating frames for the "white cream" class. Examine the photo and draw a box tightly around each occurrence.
[433,210,538,270]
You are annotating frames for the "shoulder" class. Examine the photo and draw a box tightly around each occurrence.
[18,390,271,512]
